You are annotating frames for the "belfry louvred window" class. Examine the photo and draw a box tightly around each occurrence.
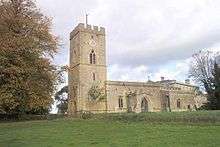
[90,53,93,64]
[93,53,96,64]
[89,50,96,64]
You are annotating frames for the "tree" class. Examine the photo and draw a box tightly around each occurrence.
[189,50,219,109]
[88,82,106,101]
[0,0,59,114]
[214,62,220,109]
[55,86,68,114]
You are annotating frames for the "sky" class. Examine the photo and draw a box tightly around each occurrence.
[36,0,220,84]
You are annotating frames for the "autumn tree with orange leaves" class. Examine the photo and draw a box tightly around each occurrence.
[0,0,60,114]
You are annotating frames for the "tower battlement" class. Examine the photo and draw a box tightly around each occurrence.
[70,23,105,40]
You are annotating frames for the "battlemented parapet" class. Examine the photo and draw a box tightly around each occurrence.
[70,23,105,40]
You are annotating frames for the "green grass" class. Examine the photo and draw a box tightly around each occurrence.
[0,111,220,147]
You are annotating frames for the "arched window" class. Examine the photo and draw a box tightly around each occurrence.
[141,98,148,112]
[177,99,181,109]
[89,50,96,64]
[93,53,96,64]
[118,97,123,109]
[90,52,93,64]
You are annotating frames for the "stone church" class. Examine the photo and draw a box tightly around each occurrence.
[68,23,205,114]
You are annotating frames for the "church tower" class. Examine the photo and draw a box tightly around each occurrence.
[68,23,107,114]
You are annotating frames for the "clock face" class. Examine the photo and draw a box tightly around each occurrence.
[89,39,96,47]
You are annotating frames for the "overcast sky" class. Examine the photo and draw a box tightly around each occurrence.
[37,0,220,83]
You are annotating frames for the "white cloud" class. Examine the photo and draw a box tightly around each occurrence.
[108,58,192,82]
[151,58,191,82]
[207,43,220,53]
[36,0,220,83]
[88,0,220,66]
[108,64,149,82]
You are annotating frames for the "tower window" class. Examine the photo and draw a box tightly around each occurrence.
[91,35,94,39]
[89,53,93,64]
[93,73,96,81]
[118,97,123,109]
[89,50,96,64]
[177,99,181,109]
[93,53,96,64]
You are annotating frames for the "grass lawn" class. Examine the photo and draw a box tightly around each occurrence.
[0,112,220,147]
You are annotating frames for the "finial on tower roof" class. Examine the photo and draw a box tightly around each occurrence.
[86,13,89,25]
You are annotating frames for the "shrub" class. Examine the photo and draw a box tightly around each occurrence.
[81,111,93,119]
[91,111,220,124]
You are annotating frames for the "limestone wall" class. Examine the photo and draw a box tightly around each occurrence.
[106,81,163,113]
[105,81,204,113]
[169,91,196,111]
[78,64,107,112]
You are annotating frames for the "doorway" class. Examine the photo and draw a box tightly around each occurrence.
[141,98,148,112]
